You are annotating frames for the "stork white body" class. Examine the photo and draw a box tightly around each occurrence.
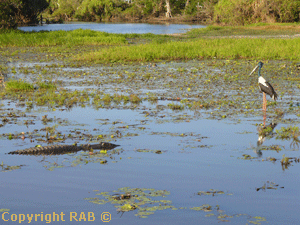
[258,76,267,87]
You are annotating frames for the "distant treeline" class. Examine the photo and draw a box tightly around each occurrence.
[1,0,300,29]
[44,0,217,23]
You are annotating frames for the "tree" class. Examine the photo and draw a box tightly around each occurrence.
[165,0,172,17]
[214,0,300,25]
[18,0,49,24]
[0,0,48,29]
[0,0,19,29]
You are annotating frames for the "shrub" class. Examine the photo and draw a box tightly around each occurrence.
[214,0,300,25]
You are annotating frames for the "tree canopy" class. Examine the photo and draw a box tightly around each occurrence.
[1,0,48,29]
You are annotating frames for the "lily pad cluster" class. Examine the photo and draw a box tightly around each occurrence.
[85,187,175,218]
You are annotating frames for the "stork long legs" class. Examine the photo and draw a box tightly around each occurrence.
[263,92,267,126]
[262,92,267,111]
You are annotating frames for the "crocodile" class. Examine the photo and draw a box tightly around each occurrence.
[7,142,119,155]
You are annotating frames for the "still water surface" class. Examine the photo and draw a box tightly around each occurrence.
[1,102,299,225]
[18,22,205,34]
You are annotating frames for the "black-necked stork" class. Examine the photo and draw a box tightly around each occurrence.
[250,62,278,111]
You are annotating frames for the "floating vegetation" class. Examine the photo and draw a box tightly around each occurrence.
[248,216,267,225]
[280,154,300,170]
[0,59,297,121]
[191,204,266,223]
[135,149,164,154]
[265,157,277,162]
[85,187,175,218]
[197,189,232,196]
[191,204,213,212]
[129,94,142,104]
[5,80,34,92]
[256,181,284,192]
[37,82,57,90]
[260,145,282,152]
[239,154,256,160]
[0,162,24,172]
[167,103,184,110]
[275,126,300,149]
[275,126,300,140]
[0,209,10,212]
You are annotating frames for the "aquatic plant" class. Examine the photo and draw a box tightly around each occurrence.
[5,80,34,92]
[129,94,142,104]
[0,162,23,172]
[255,181,284,191]
[197,189,232,196]
[191,204,213,212]
[0,209,10,212]
[275,126,300,140]
[85,187,175,218]
[37,82,57,90]
[167,103,184,110]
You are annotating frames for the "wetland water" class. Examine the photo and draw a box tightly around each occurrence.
[1,25,300,224]
[18,22,205,34]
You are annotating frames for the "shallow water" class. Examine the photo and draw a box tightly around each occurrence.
[1,49,300,224]
[18,22,205,34]
[1,100,300,224]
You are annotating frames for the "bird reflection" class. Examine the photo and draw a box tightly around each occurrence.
[254,113,283,157]
[257,122,277,147]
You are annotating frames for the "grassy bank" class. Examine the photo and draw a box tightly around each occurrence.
[76,38,300,62]
[0,29,128,47]
[1,25,300,63]
[185,24,300,38]
[72,24,300,62]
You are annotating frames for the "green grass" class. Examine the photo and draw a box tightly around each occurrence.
[0,29,128,47]
[2,25,300,63]
[75,38,300,62]
[5,80,34,92]
[37,82,57,90]
[185,24,300,38]
[168,103,184,110]
[5,80,57,92]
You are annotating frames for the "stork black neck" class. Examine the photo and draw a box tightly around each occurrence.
[258,67,261,77]
[258,62,264,77]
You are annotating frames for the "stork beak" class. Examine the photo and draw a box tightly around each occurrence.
[249,65,259,76]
